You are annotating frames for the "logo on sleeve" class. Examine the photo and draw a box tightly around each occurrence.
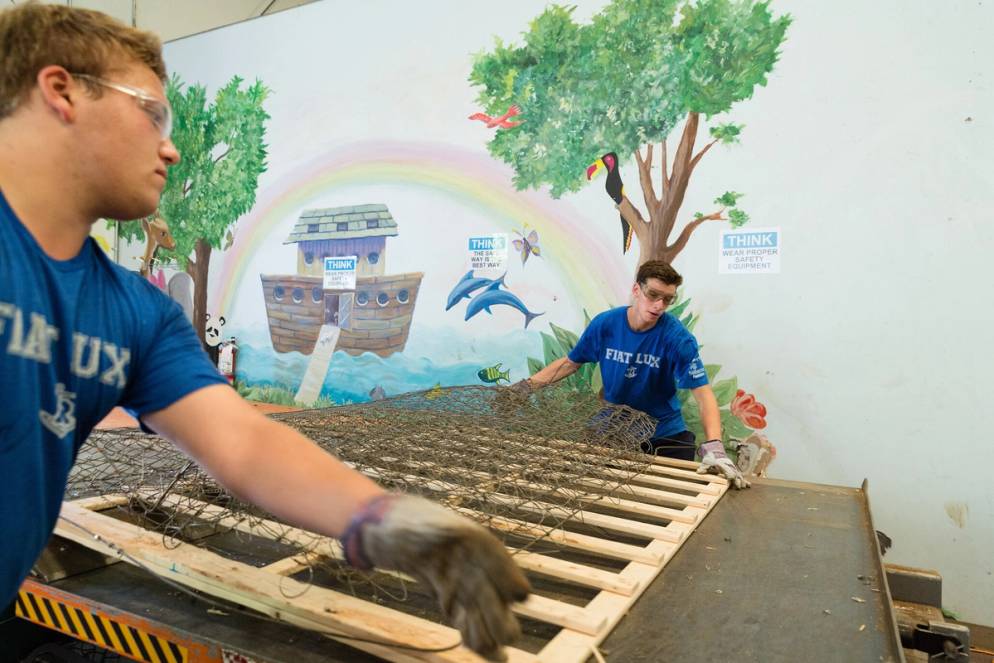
[688,357,706,380]
[39,383,76,439]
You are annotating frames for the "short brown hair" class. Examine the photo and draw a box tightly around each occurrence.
[0,2,165,118]
[636,260,683,287]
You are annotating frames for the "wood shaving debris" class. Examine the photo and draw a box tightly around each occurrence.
[207,608,229,616]
[823,609,832,615]
[851,597,866,603]
[859,624,866,632]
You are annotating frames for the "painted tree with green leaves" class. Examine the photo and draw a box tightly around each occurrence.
[120,75,269,342]
[470,0,790,266]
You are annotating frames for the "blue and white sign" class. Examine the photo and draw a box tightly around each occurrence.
[323,255,358,289]
[719,227,781,274]
[468,233,508,271]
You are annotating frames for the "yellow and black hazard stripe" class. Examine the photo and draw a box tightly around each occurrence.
[15,588,188,663]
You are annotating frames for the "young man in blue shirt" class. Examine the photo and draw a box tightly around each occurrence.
[0,5,527,659]
[526,260,749,489]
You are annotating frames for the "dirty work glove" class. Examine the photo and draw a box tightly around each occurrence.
[493,379,535,415]
[509,378,536,397]
[697,440,751,489]
[341,494,531,660]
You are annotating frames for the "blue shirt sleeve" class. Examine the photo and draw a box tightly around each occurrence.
[568,314,603,364]
[120,290,228,419]
[673,336,709,389]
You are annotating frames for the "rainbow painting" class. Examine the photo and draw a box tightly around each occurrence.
[211,141,631,321]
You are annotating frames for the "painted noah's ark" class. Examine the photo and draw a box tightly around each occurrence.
[261,204,423,357]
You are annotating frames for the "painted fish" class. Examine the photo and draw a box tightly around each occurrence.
[445,270,507,311]
[425,383,445,400]
[477,363,511,384]
[464,288,543,329]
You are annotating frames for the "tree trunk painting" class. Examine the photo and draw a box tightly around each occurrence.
[469,0,789,267]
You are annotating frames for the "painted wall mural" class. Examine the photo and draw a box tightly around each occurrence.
[149,2,788,472]
[120,75,269,344]
[470,0,789,465]
[469,0,790,266]
[156,0,994,623]
[200,141,631,408]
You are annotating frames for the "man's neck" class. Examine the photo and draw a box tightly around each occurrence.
[0,123,94,260]
[626,306,658,332]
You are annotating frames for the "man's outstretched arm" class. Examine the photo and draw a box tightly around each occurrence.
[690,384,750,490]
[691,384,722,442]
[145,384,381,534]
[527,356,582,387]
[143,384,530,659]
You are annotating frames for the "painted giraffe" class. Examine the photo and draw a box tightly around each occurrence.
[139,216,176,278]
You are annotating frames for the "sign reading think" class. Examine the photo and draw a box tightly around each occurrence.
[323,255,358,290]
[468,233,508,271]
[719,227,781,274]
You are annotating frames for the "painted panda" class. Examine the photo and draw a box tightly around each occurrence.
[205,313,225,348]
[204,313,225,365]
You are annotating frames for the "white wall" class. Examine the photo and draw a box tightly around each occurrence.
[161,0,994,622]
[674,1,994,623]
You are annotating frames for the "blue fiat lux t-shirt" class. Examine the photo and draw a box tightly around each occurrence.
[0,191,227,607]
[569,306,709,438]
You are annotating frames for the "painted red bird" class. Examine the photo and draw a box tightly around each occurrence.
[587,152,634,254]
[469,104,524,129]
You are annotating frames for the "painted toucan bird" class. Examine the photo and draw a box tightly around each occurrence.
[586,152,634,254]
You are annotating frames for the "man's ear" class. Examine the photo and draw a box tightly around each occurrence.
[35,65,76,124]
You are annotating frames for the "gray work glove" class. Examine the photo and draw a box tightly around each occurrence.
[341,494,530,660]
[697,440,751,489]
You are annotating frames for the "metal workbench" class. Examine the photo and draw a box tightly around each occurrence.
[8,477,904,662]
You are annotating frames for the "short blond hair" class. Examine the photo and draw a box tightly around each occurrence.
[0,2,165,118]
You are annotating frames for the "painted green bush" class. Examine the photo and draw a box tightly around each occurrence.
[234,380,339,409]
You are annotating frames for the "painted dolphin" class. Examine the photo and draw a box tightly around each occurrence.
[464,288,543,328]
[445,270,506,310]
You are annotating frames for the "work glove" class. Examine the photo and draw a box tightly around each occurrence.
[340,494,531,660]
[492,379,535,416]
[508,378,535,399]
[697,440,751,489]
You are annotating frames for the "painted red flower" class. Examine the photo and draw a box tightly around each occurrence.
[731,389,767,429]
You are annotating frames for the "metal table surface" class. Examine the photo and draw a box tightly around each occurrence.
[26,477,903,662]
[601,477,904,662]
